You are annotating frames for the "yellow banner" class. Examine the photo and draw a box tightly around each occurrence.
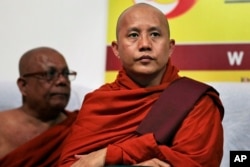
[106,0,250,83]
[107,0,250,43]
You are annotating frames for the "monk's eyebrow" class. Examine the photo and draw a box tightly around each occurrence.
[127,27,140,33]
[148,26,162,33]
[127,26,162,33]
[45,66,69,72]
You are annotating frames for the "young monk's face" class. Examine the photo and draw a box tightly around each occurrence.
[112,4,175,79]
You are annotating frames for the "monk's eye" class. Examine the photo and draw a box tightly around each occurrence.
[46,69,57,80]
[128,32,139,38]
[151,32,161,38]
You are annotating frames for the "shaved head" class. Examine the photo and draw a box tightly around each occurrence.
[19,47,65,76]
[17,46,71,114]
[116,3,170,40]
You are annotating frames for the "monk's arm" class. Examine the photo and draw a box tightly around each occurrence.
[105,96,223,167]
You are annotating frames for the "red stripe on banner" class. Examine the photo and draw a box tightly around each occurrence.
[106,43,250,71]
[106,46,122,70]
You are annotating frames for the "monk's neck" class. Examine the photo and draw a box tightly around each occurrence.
[126,68,166,88]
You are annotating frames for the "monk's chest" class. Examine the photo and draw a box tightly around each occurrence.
[3,122,48,147]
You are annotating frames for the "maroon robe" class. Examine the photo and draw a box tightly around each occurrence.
[0,110,78,167]
[59,61,224,167]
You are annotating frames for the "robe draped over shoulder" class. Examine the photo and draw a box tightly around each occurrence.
[59,61,224,167]
[0,110,78,167]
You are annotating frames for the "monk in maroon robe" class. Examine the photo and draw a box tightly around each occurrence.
[0,47,78,166]
[0,111,78,166]
[59,3,224,167]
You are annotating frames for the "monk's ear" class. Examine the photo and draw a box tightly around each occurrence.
[111,41,120,59]
[17,77,28,96]
[168,39,175,57]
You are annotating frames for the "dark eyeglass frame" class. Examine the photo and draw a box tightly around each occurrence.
[22,70,77,81]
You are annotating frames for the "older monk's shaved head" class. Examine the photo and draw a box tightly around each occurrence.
[19,47,65,76]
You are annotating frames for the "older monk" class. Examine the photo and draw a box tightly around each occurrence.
[0,46,78,166]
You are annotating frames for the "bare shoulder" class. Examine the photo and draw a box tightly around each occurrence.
[0,108,23,158]
[0,108,32,141]
[0,108,20,124]
[0,109,22,134]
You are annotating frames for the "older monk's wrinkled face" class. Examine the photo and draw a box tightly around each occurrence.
[22,50,71,112]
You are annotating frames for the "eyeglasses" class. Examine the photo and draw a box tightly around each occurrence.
[22,69,77,81]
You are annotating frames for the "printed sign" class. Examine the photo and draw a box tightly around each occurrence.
[105,0,250,82]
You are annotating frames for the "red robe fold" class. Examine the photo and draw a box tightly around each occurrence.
[0,110,78,167]
[59,61,224,167]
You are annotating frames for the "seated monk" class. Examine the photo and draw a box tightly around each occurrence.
[0,46,78,166]
[59,3,224,167]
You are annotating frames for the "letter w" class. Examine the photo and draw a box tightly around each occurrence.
[227,51,244,66]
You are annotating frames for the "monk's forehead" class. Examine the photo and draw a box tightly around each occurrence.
[24,49,66,71]
[124,4,164,19]
[37,51,65,68]
[117,4,168,32]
